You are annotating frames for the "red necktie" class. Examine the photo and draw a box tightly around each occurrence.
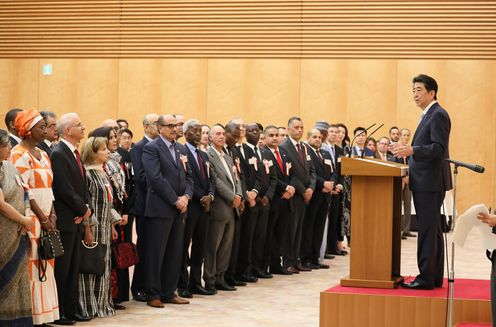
[275,148,284,174]
[296,143,305,164]
[74,149,84,177]
[196,149,206,178]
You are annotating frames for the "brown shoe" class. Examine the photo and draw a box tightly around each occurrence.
[147,299,164,308]
[163,295,190,305]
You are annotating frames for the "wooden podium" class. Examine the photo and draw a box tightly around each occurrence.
[340,157,408,289]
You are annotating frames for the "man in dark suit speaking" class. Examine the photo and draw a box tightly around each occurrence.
[391,74,452,290]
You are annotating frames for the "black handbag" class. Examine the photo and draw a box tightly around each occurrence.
[38,229,65,282]
[79,240,106,276]
[39,229,65,260]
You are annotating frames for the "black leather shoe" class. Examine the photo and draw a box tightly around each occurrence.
[178,289,193,298]
[330,250,347,256]
[190,285,216,296]
[254,270,273,279]
[319,263,330,269]
[53,316,76,325]
[402,280,433,290]
[226,278,247,287]
[401,235,408,240]
[324,253,335,259]
[114,304,126,310]
[69,313,92,322]
[271,267,293,275]
[404,232,416,238]
[238,274,258,283]
[296,264,311,272]
[304,262,320,270]
[215,282,237,291]
[133,291,147,302]
[204,285,218,294]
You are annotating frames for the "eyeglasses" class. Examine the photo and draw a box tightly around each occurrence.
[160,124,178,129]
[70,122,84,129]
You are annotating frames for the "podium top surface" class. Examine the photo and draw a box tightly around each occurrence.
[340,157,408,177]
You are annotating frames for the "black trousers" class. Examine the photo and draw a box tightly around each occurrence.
[412,191,445,288]
[326,193,340,254]
[131,214,146,296]
[225,214,241,281]
[178,201,209,290]
[267,197,291,271]
[144,214,185,301]
[55,230,82,317]
[238,202,270,275]
[301,193,329,263]
[283,195,306,267]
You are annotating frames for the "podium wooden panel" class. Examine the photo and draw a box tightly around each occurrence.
[340,157,408,289]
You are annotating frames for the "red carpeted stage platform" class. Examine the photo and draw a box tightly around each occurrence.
[320,278,492,327]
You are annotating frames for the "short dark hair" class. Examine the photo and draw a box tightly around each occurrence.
[287,116,302,127]
[5,108,22,128]
[89,126,114,140]
[389,126,399,133]
[256,123,263,131]
[413,74,438,100]
[116,118,128,126]
[353,126,367,136]
[121,128,133,138]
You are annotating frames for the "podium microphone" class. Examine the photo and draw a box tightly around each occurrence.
[348,123,376,157]
[445,159,485,173]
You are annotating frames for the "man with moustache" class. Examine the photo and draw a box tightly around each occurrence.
[262,125,296,274]
[391,74,452,290]
[142,114,193,307]
[177,119,216,298]
[204,124,243,292]
[279,117,316,272]
[237,123,277,281]
[129,113,159,302]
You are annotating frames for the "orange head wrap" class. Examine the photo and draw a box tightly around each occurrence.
[14,108,43,139]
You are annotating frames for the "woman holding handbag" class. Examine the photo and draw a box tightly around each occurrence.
[89,126,129,309]
[78,136,116,318]
[0,128,33,326]
[9,109,60,326]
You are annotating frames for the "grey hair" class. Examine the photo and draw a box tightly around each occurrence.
[57,113,78,136]
[183,119,200,133]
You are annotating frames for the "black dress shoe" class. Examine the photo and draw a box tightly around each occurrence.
[254,270,273,279]
[114,304,126,310]
[53,316,76,326]
[319,263,330,269]
[226,278,247,287]
[296,264,311,272]
[69,313,92,322]
[401,235,408,240]
[178,289,193,298]
[324,253,335,259]
[271,267,293,275]
[190,285,216,296]
[404,232,416,238]
[330,251,347,256]
[238,274,258,283]
[215,282,237,291]
[133,291,147,302]
[204,285,218,294]
[303,262,320,269]
[402,280,433,290]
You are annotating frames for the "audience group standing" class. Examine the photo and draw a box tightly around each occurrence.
[0,107,414,326]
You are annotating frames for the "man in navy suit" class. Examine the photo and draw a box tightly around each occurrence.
[391,74,452,290]
[351,127,375,157]
[177,119,216,298]
[129,113,159,301]
[142,114,194,307]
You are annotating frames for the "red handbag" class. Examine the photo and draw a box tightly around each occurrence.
[112,226,139,269]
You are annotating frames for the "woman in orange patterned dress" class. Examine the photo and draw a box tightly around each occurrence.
[10,108,60,326]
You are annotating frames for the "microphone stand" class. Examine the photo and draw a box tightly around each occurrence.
[447,164,458,327]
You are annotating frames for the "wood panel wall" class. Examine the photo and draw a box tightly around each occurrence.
[1,1,496,59]
[0,58,494,213]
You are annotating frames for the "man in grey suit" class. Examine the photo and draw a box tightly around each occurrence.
[204,124,243,293]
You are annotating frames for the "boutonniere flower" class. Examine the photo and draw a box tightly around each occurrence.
[262,159,270,174]
[235,157,241,174]
[180,154,188,171]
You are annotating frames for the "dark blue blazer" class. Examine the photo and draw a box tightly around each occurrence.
[241,144,277,199]
[409,102,453,192]
[130,137,149,216]
[142,137,194,218]
[184,143,214,201]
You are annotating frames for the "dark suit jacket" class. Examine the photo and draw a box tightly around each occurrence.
[351,146,375,157]
[142,137,194,218]
[410,102,452,192]
[130,137,149,216]
[241,144,277,199]
[184,142,215,201]
[36,141,52,157]
[225,145,247,197]
[279,138,316,196]
[51,140,91,232]
[308,147,337,202]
